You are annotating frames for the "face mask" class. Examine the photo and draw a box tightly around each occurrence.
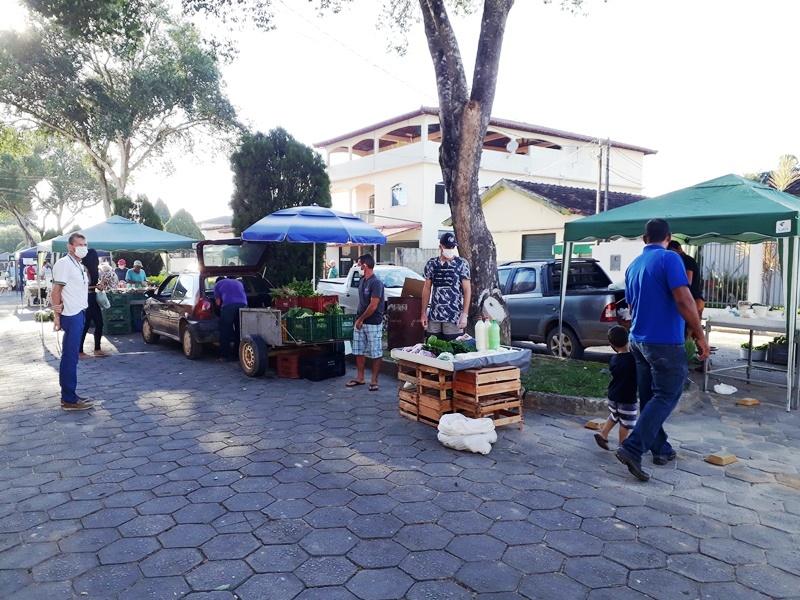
[74,246,89,259]
[442,248,457,259]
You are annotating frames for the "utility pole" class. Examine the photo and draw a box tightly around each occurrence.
[595,141,603,214]
[603,138,611,212]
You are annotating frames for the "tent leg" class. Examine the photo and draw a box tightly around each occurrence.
[558,243,573,359]
[783,237,798,412]
[313,243,316,291]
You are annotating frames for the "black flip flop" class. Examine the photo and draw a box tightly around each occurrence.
[369,384,379,392]
[594,433,610,451]
[346,380,365,388]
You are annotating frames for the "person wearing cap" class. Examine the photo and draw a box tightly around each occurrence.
[614,219,709,483]
[114,259,128,282]
[420,232,471,341]
[125,260,147,287]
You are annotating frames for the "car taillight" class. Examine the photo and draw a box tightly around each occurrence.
[600,302,618,322]
[193,298,213,320]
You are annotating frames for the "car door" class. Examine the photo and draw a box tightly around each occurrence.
[503,266,546,340]
[166,274,198,338]
[148,275,178,335]
[344,269,360,314]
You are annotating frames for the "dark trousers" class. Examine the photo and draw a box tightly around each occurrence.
[621,341,688,461]
[60,311,85,403]
[81,293,103,351]
[219,303,246,359]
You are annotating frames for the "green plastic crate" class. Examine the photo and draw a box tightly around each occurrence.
[108,293,130,308]
[331,314,355,340]
[285,315,331,342]
[103,307,131,323]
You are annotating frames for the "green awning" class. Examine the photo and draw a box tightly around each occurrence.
[40,215,198,253]
[564,174,800,244]
[553,243,593,256]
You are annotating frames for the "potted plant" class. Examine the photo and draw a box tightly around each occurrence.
[751,343,768,361]
[768,335,789,365]
[739,342,753,360]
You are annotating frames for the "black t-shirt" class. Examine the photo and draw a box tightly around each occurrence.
[357,274,385,325]
[681,254,703,300]
[608,352,637,405]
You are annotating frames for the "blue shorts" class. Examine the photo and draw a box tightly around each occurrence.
[353,323,383,359]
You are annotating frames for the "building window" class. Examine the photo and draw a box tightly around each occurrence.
[435,182,447,205]
[391,184,406,207]
[368,194,375,215]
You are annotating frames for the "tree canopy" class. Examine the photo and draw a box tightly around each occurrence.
[0,5,237,216]
[153,198,171,223]
[164,208,203,239]
[230,128,331,286]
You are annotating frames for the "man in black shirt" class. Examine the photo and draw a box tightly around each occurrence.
[668,241,704,318]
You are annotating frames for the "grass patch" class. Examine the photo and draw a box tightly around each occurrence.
[523,355,609,398]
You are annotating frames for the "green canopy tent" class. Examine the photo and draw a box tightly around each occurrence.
[38,215,197,253]
[560,174,800,411]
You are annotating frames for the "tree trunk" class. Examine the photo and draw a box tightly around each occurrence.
[419,0,514,341]
[9,207,37,247]
[91,157,113,217]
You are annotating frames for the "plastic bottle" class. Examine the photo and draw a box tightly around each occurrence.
[488,320,501,350]
[475,319,488,352]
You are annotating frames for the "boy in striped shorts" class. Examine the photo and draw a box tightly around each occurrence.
[594,326,638,450]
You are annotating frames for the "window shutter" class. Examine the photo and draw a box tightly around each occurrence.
[521,233,556,260]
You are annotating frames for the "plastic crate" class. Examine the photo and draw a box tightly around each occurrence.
[103,307,131,323]
[130,304,144,333]
[330,314,356,340]
[272,296,298,311]
[297,295,338,313]
[285,315,331,343]
[108,293,130,308]
[300,353,346,381]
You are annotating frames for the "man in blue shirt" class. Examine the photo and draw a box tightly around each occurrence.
[615,219,709,482]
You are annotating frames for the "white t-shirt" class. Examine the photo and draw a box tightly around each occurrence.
[52,255,88,316]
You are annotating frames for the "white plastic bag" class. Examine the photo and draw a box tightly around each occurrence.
[95,290,111,310]
[438,413,495,436]
[437,431,497,455]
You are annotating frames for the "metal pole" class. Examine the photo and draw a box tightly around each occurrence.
[787,236,799,410]
[557,242,573,359]
[595,142,602,214]
[312,242,316,291]
[603,138,611,212]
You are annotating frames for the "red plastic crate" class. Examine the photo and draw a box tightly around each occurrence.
[272,296,298,311]
[297,295,338,313]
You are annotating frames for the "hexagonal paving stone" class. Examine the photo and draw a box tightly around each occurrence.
[236,573,305,600]
[629,568,699,600]
[263,499,315,520]
[118,514,175,537]
[185,559,253,591]
[668,553,735,583]
[158,523,216,548]
[580,518,637,542]
[400,550,462,580]
[300,528,358,556]
[604,541,667,569]
[563,498,616,519]
[503,543,565,574]
[296,587,359,600]
[13,581,79,600]
[731,523,796,549]
[766,548,800,576]
[137,496,189,515]
[488,521,545,546]
[348,495,399,516]
[348,539,410,569]
[545,530,604,557]
[31,552,98,581]
[436,511,494,535]
[519,573,588,600]
[119,576,190,600]
[0,569,31,596]
[348,514,403,539]
[222,493,273,512]
[202,533,260,560]
[295,556,358,587]
[736,564,800,598]
[173,503,227,524]
[247,544,309,573]
[98,537,160,564]
[564,556,629,588]
[638,526,699,554]
[140,548,203,577]
[585,587,654,600]
[457,560,521,593]
[346,568,415,600]
[446,534,507,562]
[308,489,357,507]
[616,505,672,528]
[58,528,120,553]
[700,538,766,566]
[255,519,312,545]
[671,515,729,539]
[478,500,530,521]
[74,564,141,597]
[528,509,581,531]
[0,543,59,569]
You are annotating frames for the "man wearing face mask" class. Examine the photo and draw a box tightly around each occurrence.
[421,232,472,341]
[51,233,93,410]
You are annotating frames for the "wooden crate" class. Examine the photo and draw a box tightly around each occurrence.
[397,360,454,427]
[453,366,523,429]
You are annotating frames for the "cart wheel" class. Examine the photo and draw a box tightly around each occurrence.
[240,336,268,377]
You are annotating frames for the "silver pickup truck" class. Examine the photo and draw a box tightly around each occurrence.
[499,259,627,358]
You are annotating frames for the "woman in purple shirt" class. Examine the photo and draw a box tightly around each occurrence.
[213,277,248,361]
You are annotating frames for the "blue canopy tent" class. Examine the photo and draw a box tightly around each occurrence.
[241,204,387,288]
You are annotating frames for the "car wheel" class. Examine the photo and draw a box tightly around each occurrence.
[142,318,160,344]
[239,336,268,377]
[181,325,202,360]
[547,324,585,359]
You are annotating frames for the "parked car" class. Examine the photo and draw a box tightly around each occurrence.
[141,239,271,359]
[317,264,424,314]
[499,259,627,358]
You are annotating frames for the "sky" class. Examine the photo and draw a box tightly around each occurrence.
[4,0,800,225]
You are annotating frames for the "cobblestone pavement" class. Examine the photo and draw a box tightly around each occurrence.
[1,299,800,599]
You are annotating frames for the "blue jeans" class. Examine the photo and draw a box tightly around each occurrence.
[60,311,85,403]
[219,303,246,359]
[621,341,687,462]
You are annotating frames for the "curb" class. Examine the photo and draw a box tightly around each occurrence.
[523,391,607,416]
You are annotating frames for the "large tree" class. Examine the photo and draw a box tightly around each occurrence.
[153,198,171,223]
[0,5,237,217]
[230,128,331,286]
[164,209,203,239]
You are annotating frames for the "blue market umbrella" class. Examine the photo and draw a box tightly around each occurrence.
[242,204,386,287]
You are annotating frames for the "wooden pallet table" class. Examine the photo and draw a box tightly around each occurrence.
[397,360,454,427]
[453,366,524,428]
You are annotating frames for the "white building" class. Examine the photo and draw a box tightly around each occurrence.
[315,106,656,271]
[197,215,234,241]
